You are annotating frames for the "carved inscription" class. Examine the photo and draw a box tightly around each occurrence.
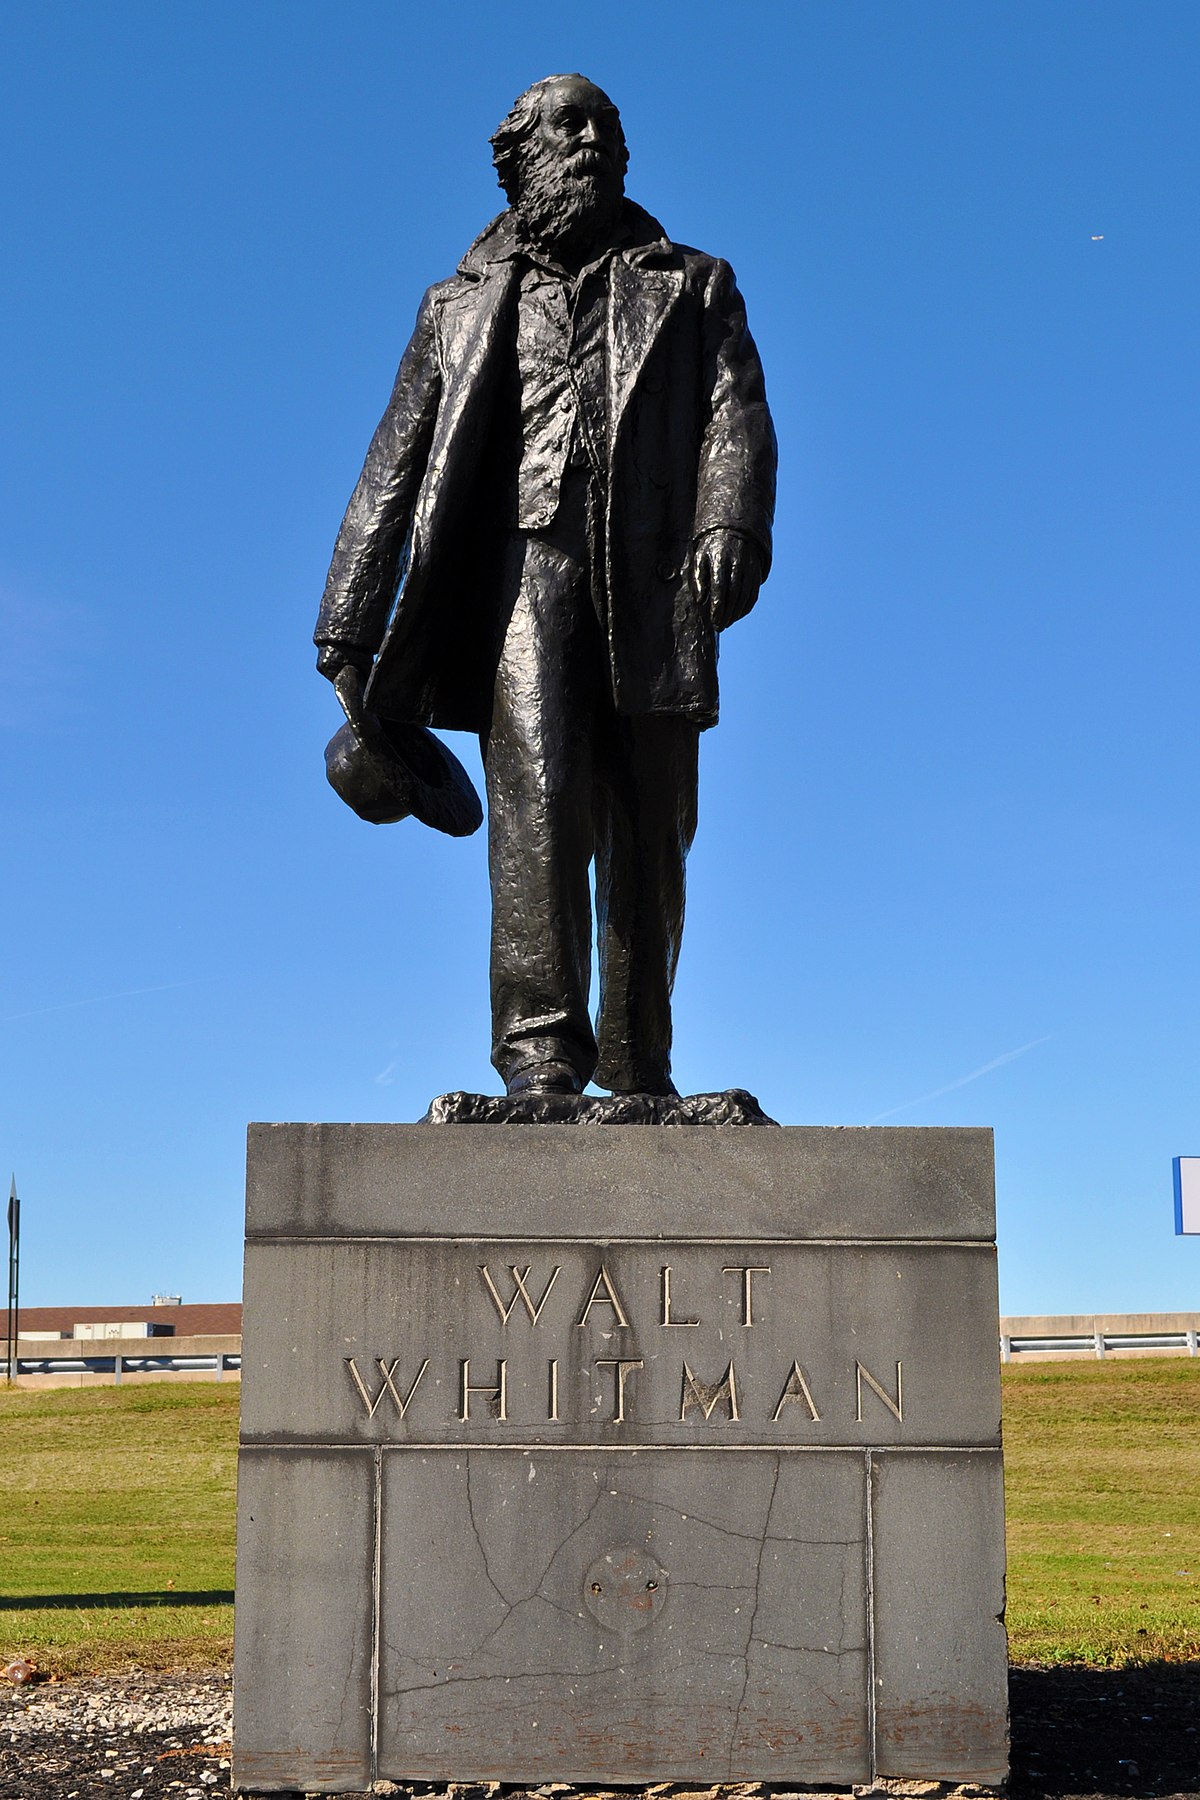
[345,1357,428,1419]
[595,1357,644,1422]
[482,1260,771,1335]
[772,1359,821,1422]
[575,1264,631,1328]
[660,1265,699,1327]
[460,1357,508,1420]
[339,1252,913,1436]
[480,1264,560,1324]
[723,1264,770,1325]
[680,1360,740,1422]
[856,1358,903,1421]
[344,1352,902,1426]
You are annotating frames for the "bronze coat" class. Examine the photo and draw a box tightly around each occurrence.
[315,204,777,732]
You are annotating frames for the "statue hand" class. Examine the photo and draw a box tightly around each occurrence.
[689,529,763,632]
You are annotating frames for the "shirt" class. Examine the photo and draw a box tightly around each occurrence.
[511,246,614,531]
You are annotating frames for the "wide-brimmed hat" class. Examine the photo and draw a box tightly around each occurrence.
[324,669,483,838]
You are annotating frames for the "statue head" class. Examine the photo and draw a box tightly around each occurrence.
[491,74,628,259]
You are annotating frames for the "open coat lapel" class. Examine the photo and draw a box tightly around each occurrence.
[608,252,684,443]
[421,265,519,528]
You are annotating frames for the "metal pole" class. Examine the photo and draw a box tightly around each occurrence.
[6,1175,19,1385]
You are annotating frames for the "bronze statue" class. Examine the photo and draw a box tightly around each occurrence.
[316,74,777,1102]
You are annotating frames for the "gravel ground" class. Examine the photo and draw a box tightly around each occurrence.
[1,1672,231,1799]
[2,1665,1197,1800]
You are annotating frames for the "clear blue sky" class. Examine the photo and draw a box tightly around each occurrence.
[3,1,1198,1315]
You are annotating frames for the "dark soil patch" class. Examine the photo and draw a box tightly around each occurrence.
[1009,1662,1199,1797]
[0,1720,230,1799]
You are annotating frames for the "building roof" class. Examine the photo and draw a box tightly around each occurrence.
[14,1302,242,1337]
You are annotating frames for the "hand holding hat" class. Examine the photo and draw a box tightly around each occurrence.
[320,655,483,839]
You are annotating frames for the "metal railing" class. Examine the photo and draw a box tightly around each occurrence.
[1001,1323,1200,1362]
[9,1351,241,1382]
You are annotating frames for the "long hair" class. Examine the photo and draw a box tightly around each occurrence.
[490,75,628,204]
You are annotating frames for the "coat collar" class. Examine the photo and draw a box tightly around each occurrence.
[456,200,675,279]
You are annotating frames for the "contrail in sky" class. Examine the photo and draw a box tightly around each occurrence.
[0,980,203,1025]
[867,1034,1052,1124]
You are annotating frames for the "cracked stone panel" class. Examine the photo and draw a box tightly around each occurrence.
[377,1450,868,1784]
[725,1457,868,1782]
[871,1451,1008,1786]
[233,1448,374,1794]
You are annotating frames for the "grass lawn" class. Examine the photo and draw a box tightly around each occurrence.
[0,1383,237,1674]
[0,1359,1197,1674]
[1002,1356,1200,1665]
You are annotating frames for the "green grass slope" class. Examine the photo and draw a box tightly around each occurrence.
[0,1359,1197,1673]
[0,1384,237,1673]
[1002,1357,1200,1665]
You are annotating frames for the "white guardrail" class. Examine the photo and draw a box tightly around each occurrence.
[11,1351,241,1380]
[4,1332,243,1384]
[1000,1313,1200,1362]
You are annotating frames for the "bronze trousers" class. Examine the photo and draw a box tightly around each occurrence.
[481,481,699,1093]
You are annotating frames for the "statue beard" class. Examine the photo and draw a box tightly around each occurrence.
[512,145,624,262]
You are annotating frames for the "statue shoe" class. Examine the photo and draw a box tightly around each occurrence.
[506,1061,583,1097]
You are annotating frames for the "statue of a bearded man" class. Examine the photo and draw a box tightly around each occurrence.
[315,74,777,1101]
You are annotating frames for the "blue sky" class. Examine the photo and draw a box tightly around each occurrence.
[3,0,1198,1314]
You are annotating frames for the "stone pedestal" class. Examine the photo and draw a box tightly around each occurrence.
[233,1124,1008,1793]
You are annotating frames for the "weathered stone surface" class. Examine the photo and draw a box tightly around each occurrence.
[421,1088,778,1126]
[234,1124,1007,1793]
[378,1451,869,1783]
[233,1448,374,1792]
[872,1451,1009,1784]
[240,1237,1002,1448]
[244,1122,997,1241]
